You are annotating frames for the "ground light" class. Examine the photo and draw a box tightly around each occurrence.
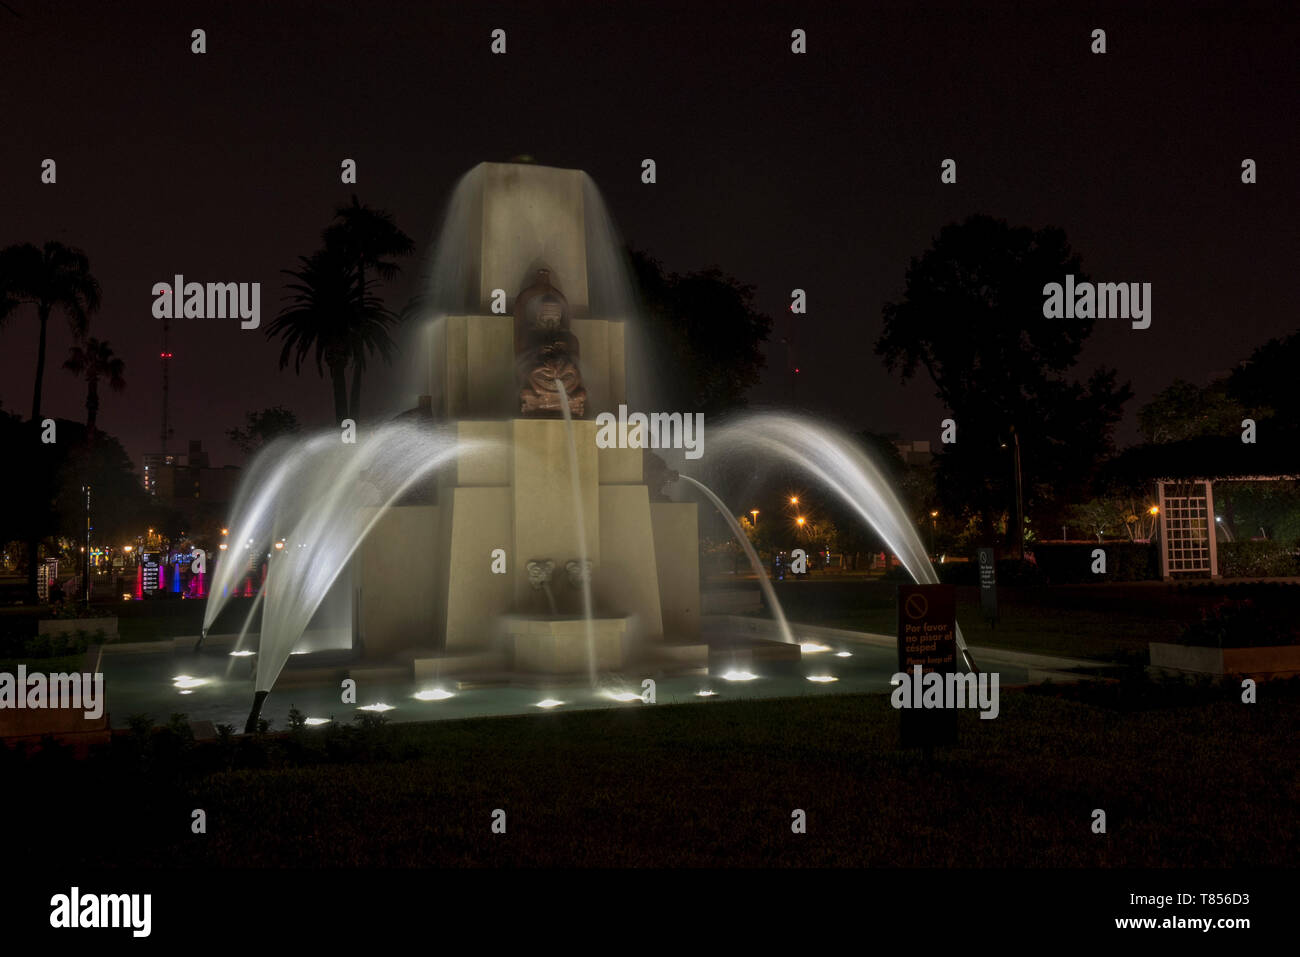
[172,675,206,689]
[535,698,565,709]
[835,651,853,658]
[695,689,717,697]
[357,703,394,713]
[413,689,455,701]
[800,641,830,653]
[721,670,758,681]
[806,674,838,683]
[304,717,331,726]
[229,650,254,657]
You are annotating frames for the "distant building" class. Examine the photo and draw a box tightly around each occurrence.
[141,452,176,494]
[893,439,933,467]
[144,440,240,505]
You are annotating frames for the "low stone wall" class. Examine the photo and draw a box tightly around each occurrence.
[1149,641,1300,679]
[37,616,118,638]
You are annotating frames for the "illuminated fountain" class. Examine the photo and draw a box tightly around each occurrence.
[207,161,707,728]
[205,159,975,731]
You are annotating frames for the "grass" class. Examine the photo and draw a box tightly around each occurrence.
[9,678,1296,868]
[761,580,1194,659]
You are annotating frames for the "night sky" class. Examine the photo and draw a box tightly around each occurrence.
[3,0,1296,470]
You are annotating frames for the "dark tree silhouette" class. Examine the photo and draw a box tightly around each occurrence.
[876,214,1132,549]
[0,241,102,422]
[1229,329,1300,429]
[627,248,772,415]
[227,406,301,457]
[322,196,414,419]
[0,241,103,601]
[267,247,397,423]
[62,337,126,434]
[1138,378,1247,444]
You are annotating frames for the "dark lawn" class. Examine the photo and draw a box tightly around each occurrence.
[16,680,1296,868]
[754,579,1204,660]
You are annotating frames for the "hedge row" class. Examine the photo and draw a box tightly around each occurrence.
[936,544,1159,585]
[1217,540,1300,578]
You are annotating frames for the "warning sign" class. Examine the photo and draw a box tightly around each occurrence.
[897,583,956,673]
[896,583,957,748]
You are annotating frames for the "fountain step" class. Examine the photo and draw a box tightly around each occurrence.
[641,642,710,670]
[348,665,412,684]
[414,652,507,681]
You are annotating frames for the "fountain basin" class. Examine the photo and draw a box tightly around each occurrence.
[505,615,628,673]
[707,638,803,677]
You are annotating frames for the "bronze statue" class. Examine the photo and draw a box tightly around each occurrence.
[514,269,587,416]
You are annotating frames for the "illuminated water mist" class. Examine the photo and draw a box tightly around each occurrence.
[252,423,485,694]
[201,432,321,642]
[557,380,599,688]
[678,474,795,646]
[202,423,493,730]
[711,413,976,669]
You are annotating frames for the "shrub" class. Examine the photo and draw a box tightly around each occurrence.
[935,556,1045,586]
[1178,599,1297,648]
[994,558,1045,586]
[0,631,96,659]
[936,562,978,586]
[46,602,114,620]
[1031,542,1159,583]
[1218,540,1300,578]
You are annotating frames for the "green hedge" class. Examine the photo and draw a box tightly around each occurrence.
[1030,542,1159,584]
[1178,599,1298,647]
[0,631,101,659]
[936,558,1044,586]
[1217,540,1300,578]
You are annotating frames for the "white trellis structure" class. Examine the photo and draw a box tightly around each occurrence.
[1155,480,1218,579]
[1154,471,1300,580]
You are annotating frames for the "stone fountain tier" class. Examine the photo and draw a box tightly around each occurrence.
[504,615,628,673]
[355,161,701,669]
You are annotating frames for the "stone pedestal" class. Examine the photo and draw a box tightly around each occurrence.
[355,160,700,667]
[507,616,628,673]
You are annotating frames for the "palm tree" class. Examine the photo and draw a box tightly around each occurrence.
[62,337,126,433]
[322,196,414,419]
[0,241,102,604]
[0,241,102,421]
[266,247,397,423]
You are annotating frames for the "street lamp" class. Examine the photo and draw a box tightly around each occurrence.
[1003,427,1025,560]
[929,509,938,557]
[789,496,799,506]
[750,509,759,526]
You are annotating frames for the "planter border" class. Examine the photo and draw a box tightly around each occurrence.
[1149,640,1300,679]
